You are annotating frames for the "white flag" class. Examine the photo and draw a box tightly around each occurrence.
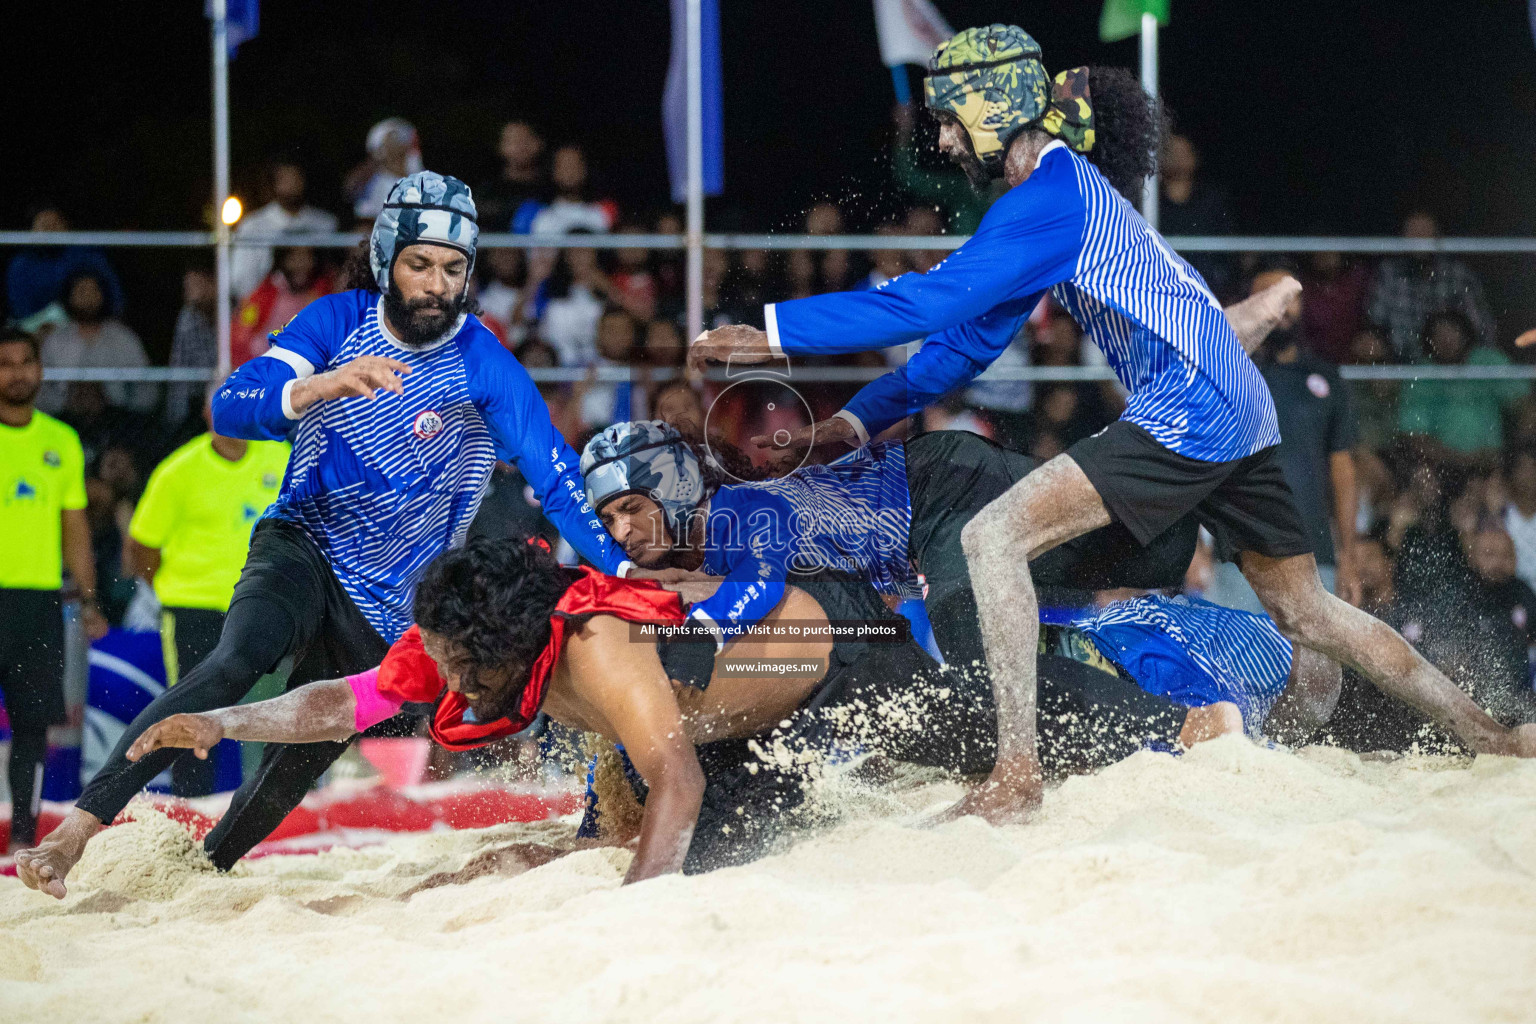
[873,0,954,68]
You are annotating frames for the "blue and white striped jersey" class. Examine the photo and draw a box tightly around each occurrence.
[1072,594,1294,735]
[212,290,625,642]
[767,141,1280,463]
[691,441,917,644]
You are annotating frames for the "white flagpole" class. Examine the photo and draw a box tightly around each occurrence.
[1140,11,1159,229]
[212,0,232,375]
[685,0,705,341]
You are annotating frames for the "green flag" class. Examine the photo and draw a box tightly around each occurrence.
[1100,0,1169,43]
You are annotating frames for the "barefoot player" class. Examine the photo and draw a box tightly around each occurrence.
[18,172,632,898]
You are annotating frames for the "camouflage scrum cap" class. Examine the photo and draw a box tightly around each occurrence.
[369,171,478,293]
[924,25,1049,174]
[581,420,706,545]
[924,25,1096,175]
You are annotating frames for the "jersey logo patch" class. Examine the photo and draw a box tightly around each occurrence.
[413,409,445,440]
[14,479,36,500]
[43,450,61,467]
[1306,373,1330,399]
[262,473,278,489]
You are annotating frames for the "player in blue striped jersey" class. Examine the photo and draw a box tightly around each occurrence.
[577,421,1340,744]
[580,422,1198,688]
[19,171,632,899]
[688,26,1536,824]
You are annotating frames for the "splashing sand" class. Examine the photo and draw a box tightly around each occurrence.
[4,738,1536,1023]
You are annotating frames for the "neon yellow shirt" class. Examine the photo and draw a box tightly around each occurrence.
[0,411,87,590]
[129,435,290,611]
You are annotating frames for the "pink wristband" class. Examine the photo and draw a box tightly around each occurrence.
[347,667,405,732]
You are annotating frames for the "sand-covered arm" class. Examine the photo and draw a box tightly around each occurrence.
[561,615,705,883]
[125,678,362,761]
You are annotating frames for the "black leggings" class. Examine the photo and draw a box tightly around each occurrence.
[162,606,229,798]
[76,522,388,870]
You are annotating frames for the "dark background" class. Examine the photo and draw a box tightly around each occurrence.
[5,0,1536,349]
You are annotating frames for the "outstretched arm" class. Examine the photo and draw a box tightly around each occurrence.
[472,342,632,576]
[689,177,1084,371]
[126,678,360,761]
[562,616,705,883]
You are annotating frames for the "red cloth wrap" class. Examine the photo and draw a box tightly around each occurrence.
[375,567,685,751]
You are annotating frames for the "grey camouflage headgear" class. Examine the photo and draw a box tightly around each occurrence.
[581,421,705,544]
[369,171,478,293]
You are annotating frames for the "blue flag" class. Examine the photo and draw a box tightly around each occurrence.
[664,0,724,204]
[206,0,260,57]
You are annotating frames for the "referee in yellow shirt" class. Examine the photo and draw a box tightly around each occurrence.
[0,328,106,852]
[125,398,289,797]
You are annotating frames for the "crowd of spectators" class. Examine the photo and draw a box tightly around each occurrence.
[5,117,1536,753]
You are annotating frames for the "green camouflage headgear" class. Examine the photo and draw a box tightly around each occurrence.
[923,25,1096,176]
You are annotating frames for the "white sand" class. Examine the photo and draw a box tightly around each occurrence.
[4,737,1536,1024]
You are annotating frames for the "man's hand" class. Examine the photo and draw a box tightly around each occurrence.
[687,324,772,374]
[288,355,411,416]
[1516,328,1536,349]
[750,414,859,453]
[80,602,109,642]
[932,755,1043,827]
[126,713,226,762]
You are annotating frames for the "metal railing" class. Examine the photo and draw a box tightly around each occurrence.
[8,230,1536,253]
[38,364,1536,385]
[12,228,1535,385]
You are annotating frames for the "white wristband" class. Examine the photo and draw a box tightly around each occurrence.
[832,409,869,446]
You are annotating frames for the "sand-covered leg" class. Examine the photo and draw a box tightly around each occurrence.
[1243,550,1536,756]
[949,455,1111,823]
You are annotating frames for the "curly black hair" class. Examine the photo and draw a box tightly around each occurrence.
[413,537,576,710]
[1080,66,1170,202]
[338,240,378,293]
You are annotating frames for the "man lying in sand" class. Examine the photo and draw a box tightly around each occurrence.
[68,538,1237,891]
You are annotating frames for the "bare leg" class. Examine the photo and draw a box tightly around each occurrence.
[1266,645,1342,745]
[949,455,1111,823]
[1242,552,1536,755]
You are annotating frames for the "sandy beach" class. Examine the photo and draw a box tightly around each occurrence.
[4,737,1535,1024]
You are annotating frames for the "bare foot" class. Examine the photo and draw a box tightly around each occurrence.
[1179,701,1245,748]
[930,755,1043,827]
[1506,723,1536,758]
[14,809,105,900]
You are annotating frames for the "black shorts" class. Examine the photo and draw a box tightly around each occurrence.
[1068,421,1313,563]
[0,588,66,731]
[904,429,1198,607]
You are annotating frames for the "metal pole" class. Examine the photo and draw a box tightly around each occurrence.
[212,0,232,375]
[685,0,704,340]
[1140,11,1159,230]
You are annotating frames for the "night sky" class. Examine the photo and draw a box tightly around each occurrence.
[6,1,1536,345]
